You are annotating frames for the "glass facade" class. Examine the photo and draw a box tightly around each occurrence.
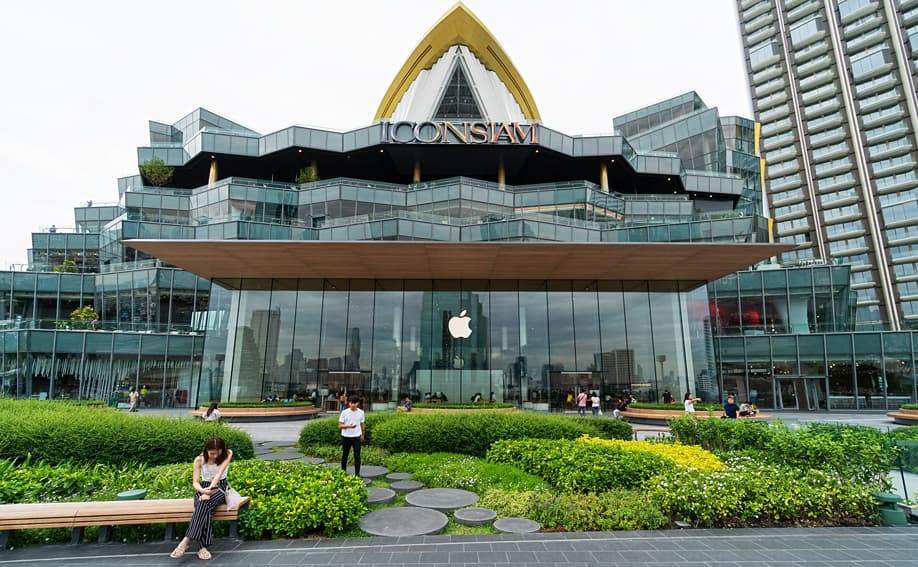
[201,278,712,411]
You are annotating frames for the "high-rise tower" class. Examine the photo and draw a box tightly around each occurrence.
[736,0,918,330]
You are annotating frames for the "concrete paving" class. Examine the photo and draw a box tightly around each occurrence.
[358,506,449,537]
[2,527,916,566]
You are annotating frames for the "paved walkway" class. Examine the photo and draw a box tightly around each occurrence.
[0,526,915,566]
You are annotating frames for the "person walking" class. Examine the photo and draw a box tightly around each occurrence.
[576,390,588,416]
[338,394,365,477]
[170,437,234,561]
[128,389,140,412]
[591,392,601,416]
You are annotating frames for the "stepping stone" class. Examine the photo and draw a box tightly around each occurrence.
[453,507,497,526]
[253,447,275,454]
[323,464,389,479]
[385,472,413,482]
[359,507,448,537]
[298,457,325,464]
[493,517,540,534]
[390,480,424,493]
[258,451,303,461]
[405,488,479,512]
[367,487,396,505]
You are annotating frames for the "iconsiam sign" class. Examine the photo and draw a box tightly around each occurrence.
[381,120,539,145]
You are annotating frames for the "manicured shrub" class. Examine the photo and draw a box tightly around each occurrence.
[370,412,630,457]
[229,460,367,537]
[297,412,398,448]
[0,400,253,466]
[478,488,666,531]
[667,414,776,452]
[383,452,548,493]
[487,438,670,492]
[570,416,634,440]
[767,423,892,484]
[576,435,725,471]
[645,456,878,527]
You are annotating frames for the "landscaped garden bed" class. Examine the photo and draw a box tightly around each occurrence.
[1,400,912,548]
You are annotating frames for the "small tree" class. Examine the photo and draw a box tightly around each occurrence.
[140,157,174,187]
[70,305,99,330]
[295,165,320,184]
[53,259,79,273]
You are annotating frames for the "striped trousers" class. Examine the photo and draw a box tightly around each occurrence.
[184,478,228,547]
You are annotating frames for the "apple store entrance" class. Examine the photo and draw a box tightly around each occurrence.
[198,278,714,411]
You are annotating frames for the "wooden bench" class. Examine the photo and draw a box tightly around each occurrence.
[0,497,250,549]
[190,406,321,421]
[887,408,918,425]
[622,408,769,426]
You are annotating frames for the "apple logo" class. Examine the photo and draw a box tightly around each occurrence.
[447,309,472,339]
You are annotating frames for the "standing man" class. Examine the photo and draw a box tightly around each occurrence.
[338,395,365,477]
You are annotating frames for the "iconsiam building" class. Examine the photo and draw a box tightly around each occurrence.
[3,4,915,411]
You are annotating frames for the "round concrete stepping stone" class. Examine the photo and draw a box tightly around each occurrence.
[367,487,396,504]
[390,480,424,493]
[453,507,497,526]
[258,451,303,461]
[405,488,479,511]
[493,517,540,533]
[322,464,389,479]
[385,472,413,482]
[359,507,448,537]
[298,457,325,464]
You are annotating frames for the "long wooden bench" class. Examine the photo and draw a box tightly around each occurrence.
[622,408,769,426]
[190,406,321,421]
[0,497,250,549]
[887,408,918,425]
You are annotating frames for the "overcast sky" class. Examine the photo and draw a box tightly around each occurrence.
[0,0,751,269]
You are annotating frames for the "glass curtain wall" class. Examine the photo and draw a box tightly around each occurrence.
[200,278,714,410]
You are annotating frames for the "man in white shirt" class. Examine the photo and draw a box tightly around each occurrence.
[338,395,365,477]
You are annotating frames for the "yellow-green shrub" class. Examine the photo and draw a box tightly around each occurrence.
[576,435,724,472]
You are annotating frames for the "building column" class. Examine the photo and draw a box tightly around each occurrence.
[600,162,609,192]
[497,156,506,189]
[208,157,218,187]
[412,160,421,184]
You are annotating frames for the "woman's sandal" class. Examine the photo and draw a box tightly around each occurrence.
[198,548,212,560]
[169,541,188,558]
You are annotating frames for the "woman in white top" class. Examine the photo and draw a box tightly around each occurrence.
[203,401,221,422]
[684,392,701,413]
[170,437,233,561]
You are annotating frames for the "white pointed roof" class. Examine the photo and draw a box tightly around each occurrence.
[390,45,525,123]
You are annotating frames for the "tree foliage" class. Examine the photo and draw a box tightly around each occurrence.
[140,157,174,187]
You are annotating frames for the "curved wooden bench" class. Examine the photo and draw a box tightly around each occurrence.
[190,406,321,421]
[887,408,918,425]
[622,408,769,426]
[0,497,251,549]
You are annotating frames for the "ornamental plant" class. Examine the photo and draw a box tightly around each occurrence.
[383,452,548,493]
[576,435,725,472]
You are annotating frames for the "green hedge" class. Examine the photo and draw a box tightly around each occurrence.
[298,413,399,448]
[369,412,632,457]
[887,426,918,474]
[668,417,893,484]
[900,404,918,410]
[631,402,723,412]
[487,438,670,492]
[209,401,314,408]
[480,488,667,531]
[0,400,253,466]
[645,456,878,527]
[383,452,548,493]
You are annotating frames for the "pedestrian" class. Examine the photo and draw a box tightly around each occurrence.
[591,392,601,416]
[684,392,701,414]
[128,389,140,412]
[203,401,221,422]
[170,437,234,561]
[662,389,673,404]
[576,390,588,416]
[723,395,739,419]
[338,394,365,477]
[403,395,412,411]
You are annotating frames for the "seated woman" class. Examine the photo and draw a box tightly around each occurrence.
[739,401,757,417]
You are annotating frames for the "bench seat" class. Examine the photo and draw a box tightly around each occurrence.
[622,409,768,425]
[0,497,250,549]
[190,406,320,421]
[887,408,918,425]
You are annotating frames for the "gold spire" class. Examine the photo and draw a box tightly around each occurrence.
[374,2,541,122]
